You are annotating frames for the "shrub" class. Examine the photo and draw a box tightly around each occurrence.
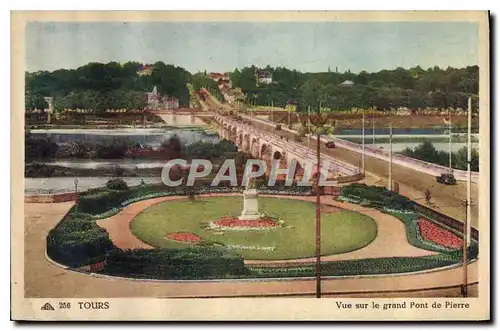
[340,183,479,254]
[275,124,282,131]
[106,178,128,191]
[46,211,114,267]
[248,249,474,278]
[103,248,247,280]
[78,189,132,215]
[340,183,413,210]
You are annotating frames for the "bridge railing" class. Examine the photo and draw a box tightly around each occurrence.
[217,115,360,176]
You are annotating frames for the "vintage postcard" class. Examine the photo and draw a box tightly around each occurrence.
[11,11,490,321]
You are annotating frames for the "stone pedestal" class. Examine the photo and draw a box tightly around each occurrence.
[238,188,260,220]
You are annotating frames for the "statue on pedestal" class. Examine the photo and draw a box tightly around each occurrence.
[44,97,53,124]
[238,177,260,221]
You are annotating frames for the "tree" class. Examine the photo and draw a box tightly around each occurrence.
[160,134,183,160]
[25,61,193,112]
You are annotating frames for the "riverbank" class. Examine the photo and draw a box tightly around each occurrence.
[28,124,209,131]
[25,176,164,194]
[25,163,163,178]
[342,135,479,144]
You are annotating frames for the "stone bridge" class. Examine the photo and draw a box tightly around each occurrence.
[214,114,362,181]
[149,109,213,127]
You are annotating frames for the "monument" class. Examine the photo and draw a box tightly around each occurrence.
[238,177,260,220]
[44,97,53,124]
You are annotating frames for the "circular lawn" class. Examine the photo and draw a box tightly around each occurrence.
[130,196,378,260]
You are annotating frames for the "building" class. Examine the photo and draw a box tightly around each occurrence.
[209,72,230,83]
[256,69,272,85]
[340,80,355,87]
[137,64,153,76]
[146,86,161,108]
[146,86,179,110]
[165,97,179,110]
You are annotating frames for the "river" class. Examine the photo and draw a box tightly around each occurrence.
[25,177,164,195]
[30,127,219,148]
[25,127,479,194]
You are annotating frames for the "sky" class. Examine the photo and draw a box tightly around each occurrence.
[25,22,478,74]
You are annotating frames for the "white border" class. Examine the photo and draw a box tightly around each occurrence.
[4,1,497,328]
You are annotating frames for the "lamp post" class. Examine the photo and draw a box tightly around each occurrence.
[74,178,79,212]
[461,199,468,297]
[307,105,311,151]
[448,109,453,173]
[461,96,473,298]
[372,112,375,147]
[362,110,365,175]
[315,126,321,298]
[288,106,291,128]
[271,100,274,123]
[466,97,472,246]
[388,122,393,191]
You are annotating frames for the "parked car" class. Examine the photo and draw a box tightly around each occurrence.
[325,141,336,148]
[436,173,457,185]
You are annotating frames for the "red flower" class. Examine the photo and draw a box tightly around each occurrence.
[417,218,463,249]
[213,216,278,229]
[166,232,202,243]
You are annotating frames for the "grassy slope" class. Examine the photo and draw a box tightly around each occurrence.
[130,196,377,260]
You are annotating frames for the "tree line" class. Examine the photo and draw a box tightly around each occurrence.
[229,65,479,112]
[401,141,479,172]
[25,61,192,112]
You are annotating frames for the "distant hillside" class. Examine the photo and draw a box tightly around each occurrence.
[25,61,192,111]
[229,65,479,112]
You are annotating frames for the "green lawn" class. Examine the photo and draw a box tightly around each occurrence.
[130,197,377,260]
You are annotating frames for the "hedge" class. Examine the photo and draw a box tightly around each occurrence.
[341,183,413,211]
[339,183,479,254]
[47,181,479,279]
[248,243,478,278]
[76,183,313,218]
[103,248,248,280]
[46,211,115,267]
[47,182,314,270]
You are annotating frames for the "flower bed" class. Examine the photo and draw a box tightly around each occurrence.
[210,216,279,231]
[336,196,361,204]
[165,232,203,243]
[417,218,463,249]
[226,244,276,251]
[383,207,417,215]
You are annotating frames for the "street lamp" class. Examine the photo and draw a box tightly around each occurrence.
[461,199,469,298]
[315,128,321,298]
[462,96,473,298]
[74,178,79,212]
[309,112,332,299]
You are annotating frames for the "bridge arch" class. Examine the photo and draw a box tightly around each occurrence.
[250,137,260,158]
[237,132,243,149]
[230,126,237,141]
[242,133,251,154]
